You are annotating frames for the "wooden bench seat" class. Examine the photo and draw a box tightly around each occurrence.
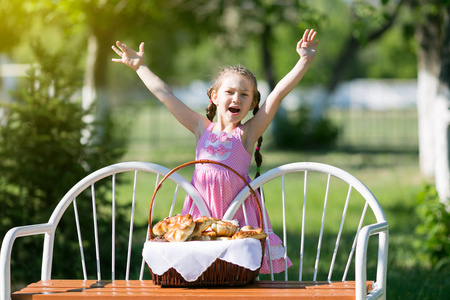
[12,280,372,299]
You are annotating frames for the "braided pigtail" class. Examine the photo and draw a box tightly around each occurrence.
[206,102,216,121]
[206,87,216,121]
[253,90,263,179]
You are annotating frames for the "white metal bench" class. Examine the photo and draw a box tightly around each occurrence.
[224,162,388,299]
[0,161,388,300]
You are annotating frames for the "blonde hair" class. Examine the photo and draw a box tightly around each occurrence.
[205,65,263,178]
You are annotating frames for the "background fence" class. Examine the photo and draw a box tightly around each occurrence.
[328,108,418,151]
[125,103,419,162]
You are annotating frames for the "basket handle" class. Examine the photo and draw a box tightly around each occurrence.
[148,159,263,239]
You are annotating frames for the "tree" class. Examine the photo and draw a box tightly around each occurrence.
[326,0,406,92]
[311,0,449,205]
[409,0,450,205]
[300,0,405,120]
[0,1,29,55]
[435,6,450,205]
[2,0,210,136]
[185,0,321,89]
[0,43,128,284]
[50,0,203,130]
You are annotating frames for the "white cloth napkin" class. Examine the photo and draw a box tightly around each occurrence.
[142,238,262,282]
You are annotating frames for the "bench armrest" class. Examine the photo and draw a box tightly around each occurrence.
[355,221,389,300]
[1,223,55,300]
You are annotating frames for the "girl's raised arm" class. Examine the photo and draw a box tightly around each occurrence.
[246,29,318,143]
[112,41,208,138]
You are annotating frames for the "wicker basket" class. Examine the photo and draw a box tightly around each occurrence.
[147,159,265,287]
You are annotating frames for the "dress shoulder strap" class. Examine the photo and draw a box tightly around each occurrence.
[232,124,244,140]
[206,122,215,132]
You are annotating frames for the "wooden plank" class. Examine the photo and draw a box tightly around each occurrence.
[12,280,372,300]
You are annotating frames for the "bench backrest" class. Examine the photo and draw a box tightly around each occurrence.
[63,161,212,281]
[1,161,388,300]
[1,162,209,288]
[223,162,388,299]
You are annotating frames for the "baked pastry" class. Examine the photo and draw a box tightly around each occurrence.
[232,226,267,240]
[188,216,214,239]
[202,231,217,238]
[152,214,195,242]
[164,221,195,242]
[211,220,239,237]
[191,234,210,241]
[226,220,240,228]
[240,225,255,232]
[152,217,171,236]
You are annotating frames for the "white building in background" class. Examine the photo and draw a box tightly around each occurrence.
[0,63,30,97]
[327,79,417,110]
[173,78,418,111]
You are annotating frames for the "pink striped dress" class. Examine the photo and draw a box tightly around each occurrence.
[182,122,292,274]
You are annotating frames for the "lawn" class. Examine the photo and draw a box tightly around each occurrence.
[113,103,448,299]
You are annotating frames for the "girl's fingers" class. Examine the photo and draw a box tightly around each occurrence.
[307,29,315,41]
[111,45,123,56]
[296,39,302,51]
[116,41,128,52]
[310,31,317,42]
[300,29,318,44]
[139,42,145,53]
[302,29,309,42]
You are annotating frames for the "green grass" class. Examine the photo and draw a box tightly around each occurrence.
[110,103,448,299]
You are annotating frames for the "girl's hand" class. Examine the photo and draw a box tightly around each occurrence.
[296,29,318,61]
[111,41,145,71]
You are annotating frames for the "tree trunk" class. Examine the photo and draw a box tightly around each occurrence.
[261,21,288,135]
[414,0,443,179]
[434,6,450,205]
[82,34,98,112]
[261,23,276,91]
[316,0,404,121]
[82,30,113,140]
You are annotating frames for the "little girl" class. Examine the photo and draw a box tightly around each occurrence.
[112,29,318,274]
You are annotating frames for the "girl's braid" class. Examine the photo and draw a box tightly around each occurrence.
[252,92,263,179]
[206,86,216,121]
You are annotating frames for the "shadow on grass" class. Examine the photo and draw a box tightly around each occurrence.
[387,264,450,300]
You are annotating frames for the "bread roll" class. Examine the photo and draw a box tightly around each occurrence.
[164,221,195,242]
[191,234,212,241]
[152,214,195,242]
[232,227,267,240]
[240,225,255,232]
[211,220,239,237]
[202,231,217,238]
[188,216,214,239]
[152,217,171,236]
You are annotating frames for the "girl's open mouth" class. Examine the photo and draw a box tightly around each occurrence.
[229,107,240,114]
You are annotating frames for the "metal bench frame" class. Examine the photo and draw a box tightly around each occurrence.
[1,161,388,300]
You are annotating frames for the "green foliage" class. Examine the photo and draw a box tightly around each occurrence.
[415,184,450,270]
[0,1,30,52]
[358,25,417,78]
[271,105,339,150]
[0,42,128,283]
[351,0,392,45]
